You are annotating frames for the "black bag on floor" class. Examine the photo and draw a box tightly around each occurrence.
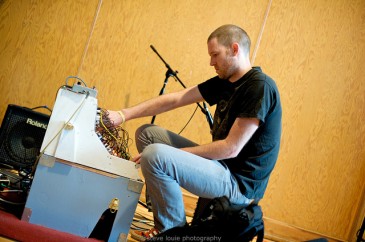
[148,196,264,242]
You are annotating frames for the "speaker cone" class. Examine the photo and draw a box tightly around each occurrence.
[4,121,45,168]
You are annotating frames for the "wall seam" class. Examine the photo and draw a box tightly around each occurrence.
[76,0,103,77]
[251,0,273,65]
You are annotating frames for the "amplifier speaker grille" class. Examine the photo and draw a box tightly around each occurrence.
[0,105,50,169]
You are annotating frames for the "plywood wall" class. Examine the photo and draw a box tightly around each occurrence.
[0,0,364,241]
[256,0,365,240]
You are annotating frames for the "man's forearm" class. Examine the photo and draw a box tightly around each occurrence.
[122,94,177,121]
[181,117,259,160]
[181,140,237,160]
[108,85,204,126]
[122,86,203,121]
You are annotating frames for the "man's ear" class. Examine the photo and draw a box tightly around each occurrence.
[231,42,240,56]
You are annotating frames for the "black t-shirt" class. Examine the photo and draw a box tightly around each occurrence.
[198,67,282,199]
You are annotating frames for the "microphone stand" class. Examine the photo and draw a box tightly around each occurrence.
[150,45,213,130]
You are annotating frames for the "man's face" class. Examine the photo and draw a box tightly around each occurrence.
[208,38,236,80]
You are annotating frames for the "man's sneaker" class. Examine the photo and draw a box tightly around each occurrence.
[130,227,160,241]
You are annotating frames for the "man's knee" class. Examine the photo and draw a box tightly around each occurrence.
[140,143,169,170]
[135,124,153,140]
[135,124,156,152]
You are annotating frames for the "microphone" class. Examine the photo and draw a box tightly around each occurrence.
[150,45,157,53]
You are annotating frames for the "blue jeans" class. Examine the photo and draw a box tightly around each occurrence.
[135,124,253,232]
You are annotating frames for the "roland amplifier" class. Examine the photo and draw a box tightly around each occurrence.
[0,104,50,170]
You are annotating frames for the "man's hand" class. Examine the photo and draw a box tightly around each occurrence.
[131,153,142,164]
[107,110,124,126]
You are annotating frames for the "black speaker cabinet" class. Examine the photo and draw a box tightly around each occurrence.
[0,105,50,169]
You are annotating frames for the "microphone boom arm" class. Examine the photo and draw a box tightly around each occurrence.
[150,45,213,130]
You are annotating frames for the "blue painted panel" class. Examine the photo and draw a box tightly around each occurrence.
[24,161,141,242]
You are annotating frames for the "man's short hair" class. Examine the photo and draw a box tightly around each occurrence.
[208,24,251,55]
